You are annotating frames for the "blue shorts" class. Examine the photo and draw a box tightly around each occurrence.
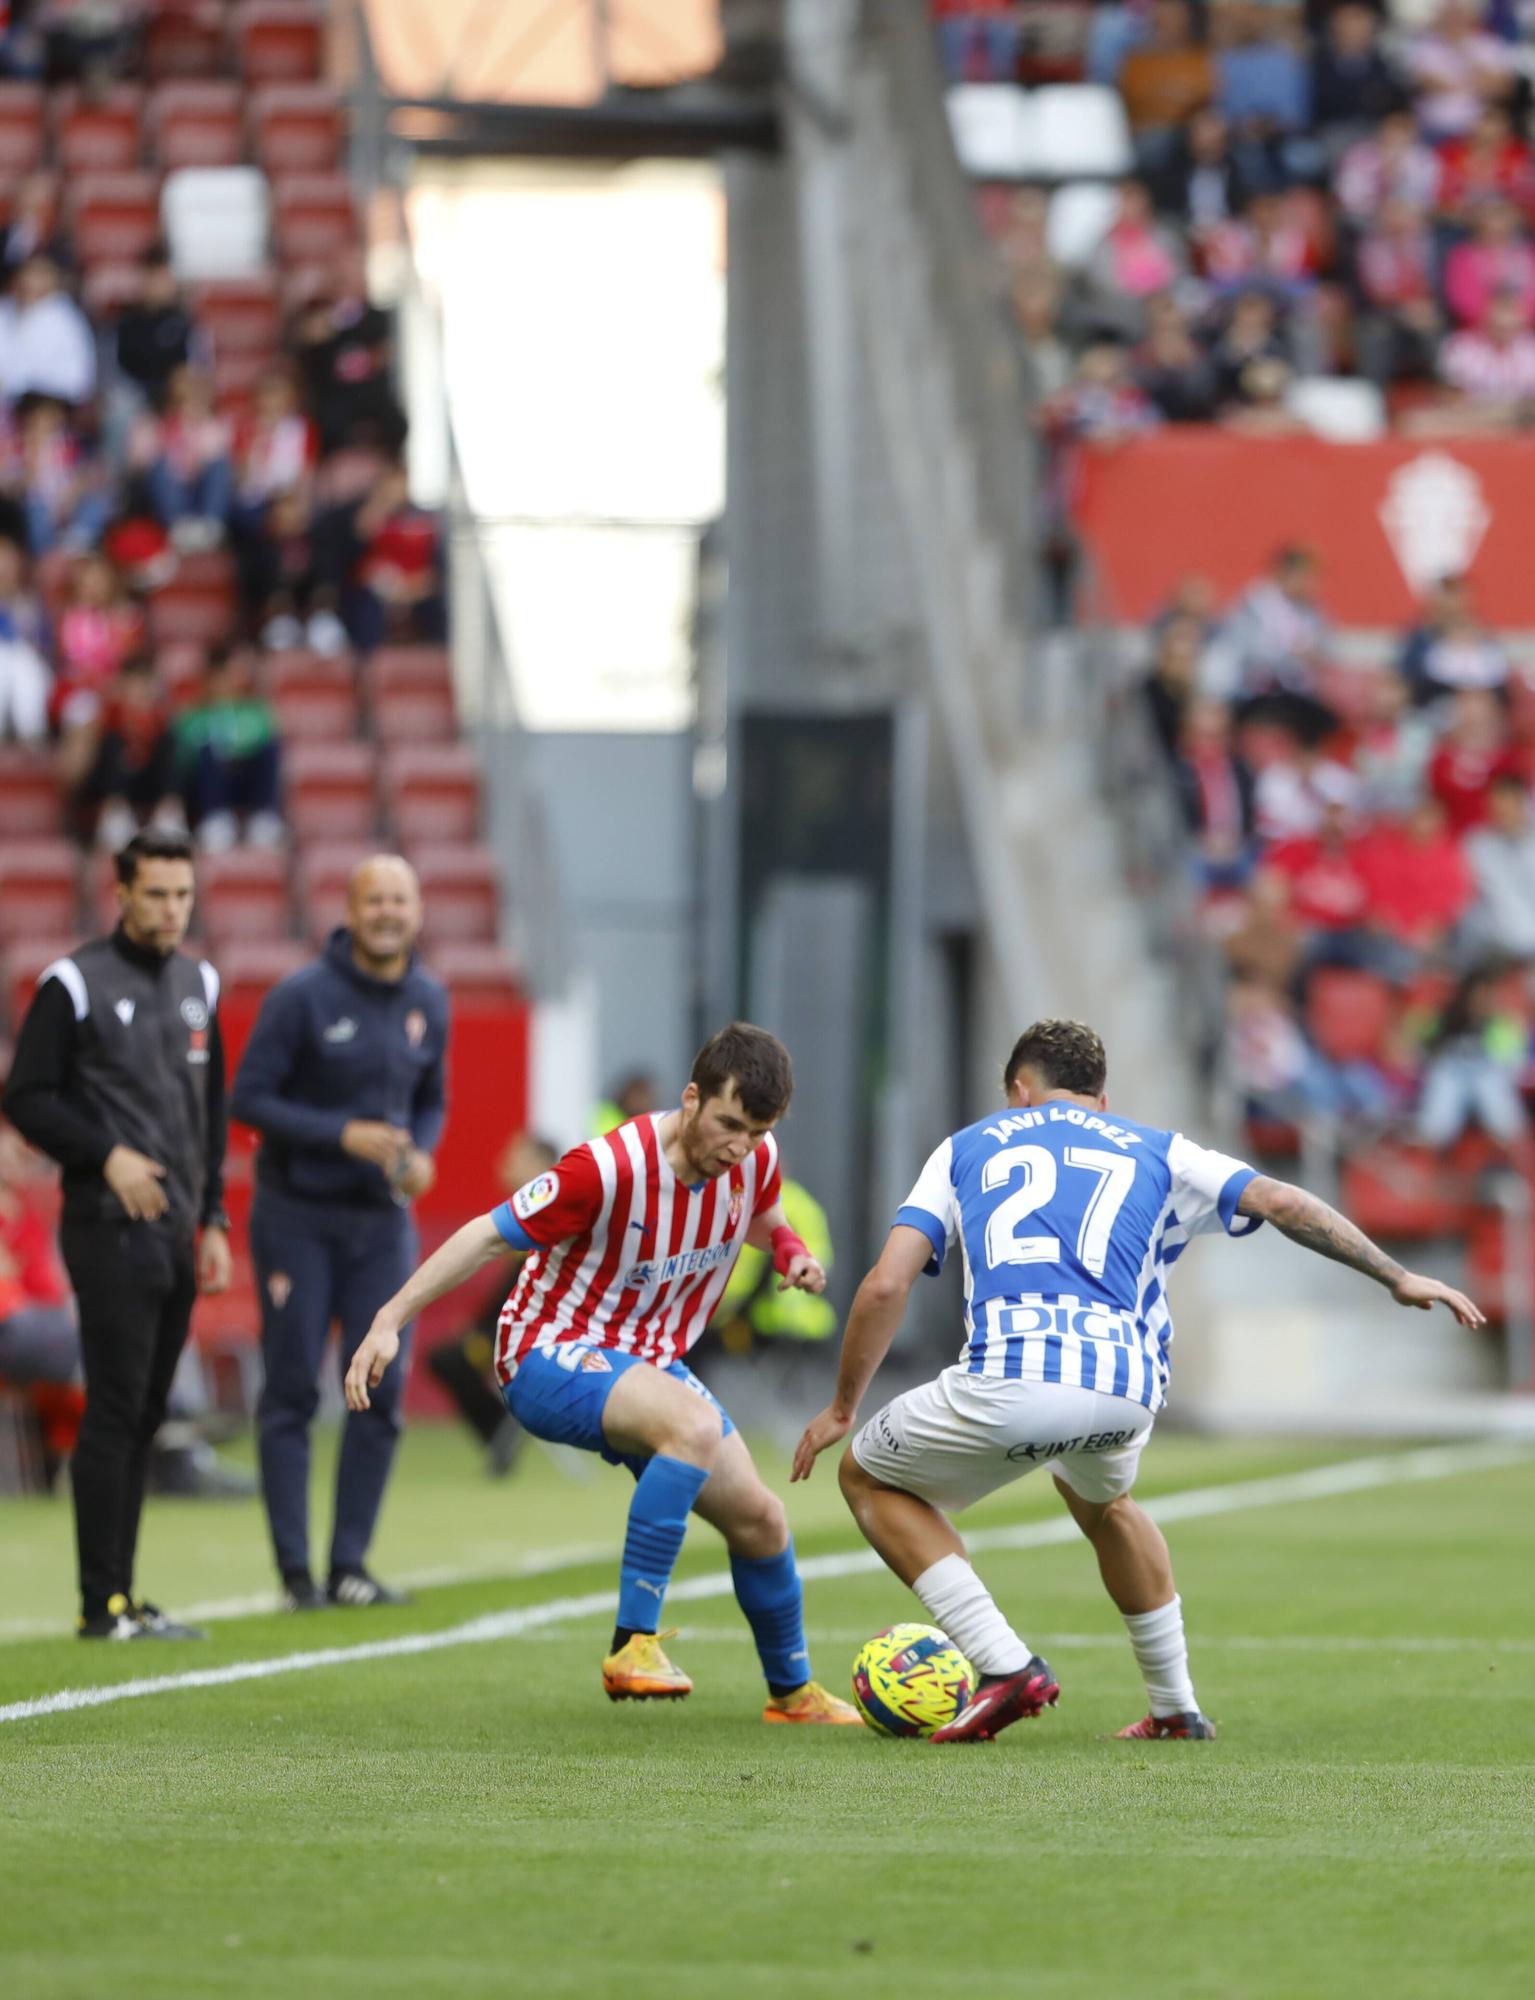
[502,1343,734,1478]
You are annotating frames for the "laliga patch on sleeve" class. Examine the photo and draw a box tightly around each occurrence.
[512,1172,559,1221]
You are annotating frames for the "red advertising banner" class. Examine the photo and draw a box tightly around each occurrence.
[1072,431,1535,627]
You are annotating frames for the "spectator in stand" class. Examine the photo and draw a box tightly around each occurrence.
[1225,968,1398,1127]
[0,1120,78,1402]
[1442,197,1535,328]
[1461,771,1535,959]
[231,368,318,529]
[1045,342,1164,449]
[1435,105,1535,226]
[1135,290,1222,420]
[132,365,233,551]
[345,461,446,654]
[1310,4,1406,148]
[69,653,181,851]
[1118,1,1217,158]
[1208,287,1291,402]
[1215,3,1315,177]
[1400,572,1472,696]
[1354,667,1436,812]
[1204,190,1320,305]
[106,247,200,458]
[1153,107,1258,247]
[1355,795,1475,959]
[0,175,70,291]
[0,528,50,742]
[1223,867,1306,989]
[1404,0,1517,145]
[50,548,142,734]
[1173,697,1257,887]
[242,487,349,656]
[1252,742,1361,844]
[1435,286,1535,425]
[1428,685,1517,833]
[1141,612,1208,760]
[10,394,110,554]
[1353,198,1443,385]
[1334,107,1442,223]
[1081,181,1189,341]
[1012,271,1072,402]
[1222,352,1307,432]
[295,253,404,455]
[0,254,93,407]
[1413,962,1529,1149]
[1263,778,1416,981]
[1416,607,1508,705]
[174,645,284,852]
[1212,543,1335,738]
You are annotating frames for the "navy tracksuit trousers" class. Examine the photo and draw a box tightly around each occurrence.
[251,1188,417,1580]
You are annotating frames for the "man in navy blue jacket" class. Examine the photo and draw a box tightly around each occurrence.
[231,855,449,1609]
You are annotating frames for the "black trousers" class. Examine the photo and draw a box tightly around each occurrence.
[60,1216,197,1618]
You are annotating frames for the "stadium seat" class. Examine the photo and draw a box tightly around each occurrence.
[364,648,455,743]
[427,942,520,1006]
[2,938,76,1034]
[283,742,378,840]
[263,651,358,741]
[0,83,45,175]
[1027,85,1132,178]
[210,346,273,399]
[82,262,144,321]
[145,3,226,84]
[1464,1201,1529,1328]
[156,640,209,706]
[1046,181,1117,267]
[52,85,145,175]
[1340,1144,1471,1243]
[1287,378,1386,443]
[271,173,356,264]
[294,839,375,944]
[151,81,245,170]
[83,849,121,933]
[381,745,481,845]
[196,849,292,945]
[216,937,308,1009]
[0,748,63,837]
[148,571,237,649]
[189,273,280,355]
[249,84,343,173]
[234,2,326,85]
[411,845,500,944]
[0,841,80,945]
[161,166,271,280]
[1305,969,1394,1066]
[68,174,162,266]
[945,85,1030,178]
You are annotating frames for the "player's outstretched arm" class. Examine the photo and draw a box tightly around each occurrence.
[344,1212,515,1411]
[1236,1176,1486,1328]
[791,1225,933,1481]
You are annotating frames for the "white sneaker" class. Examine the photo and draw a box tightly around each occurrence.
[261,614,304,651]
[196,810,238,854]
[245,810,287,850]
[305,609,350,657]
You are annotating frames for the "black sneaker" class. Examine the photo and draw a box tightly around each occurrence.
[133,1600,207,1640]
[78,1592,145,1641]
[327,1568,413,1607]
[282,1572,328,1612]
[1116,1710,1218,1740]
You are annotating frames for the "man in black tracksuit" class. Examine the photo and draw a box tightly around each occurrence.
[230,855,448,1610]
[4,829,231,1640]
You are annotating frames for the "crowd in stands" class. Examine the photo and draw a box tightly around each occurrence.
[1142,543,1535,1169]
[937,0,1535,437]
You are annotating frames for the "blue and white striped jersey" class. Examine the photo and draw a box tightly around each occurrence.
[895,1103,1263,1414]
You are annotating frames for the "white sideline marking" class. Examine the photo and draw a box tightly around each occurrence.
[1,1439,1528,1727]
[616,1628,1535,1656]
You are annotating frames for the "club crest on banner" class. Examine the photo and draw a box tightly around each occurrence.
[1378,452,1490,596]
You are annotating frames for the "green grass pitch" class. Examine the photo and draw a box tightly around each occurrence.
[1,1427,1532,1999]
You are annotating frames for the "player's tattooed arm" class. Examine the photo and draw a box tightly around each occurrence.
[1236,1176,1485,1326]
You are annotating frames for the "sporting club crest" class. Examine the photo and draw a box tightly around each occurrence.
[404,1008,427,1048]
[267,1272,292,1309]
[727,1185,745,1228]
[1379,453,1490,596]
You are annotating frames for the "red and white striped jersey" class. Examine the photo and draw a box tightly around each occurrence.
[492,1114,782,1381]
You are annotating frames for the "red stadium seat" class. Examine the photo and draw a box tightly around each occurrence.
[271,173,356,264]
[145,3,226,84]
[81,262,144,322]
[0,748,64,837]
[249,84,343,173]
[196,849,292,946]
[53,86,144,175]
[411,845,500,944]
[0,841,79,945]
[151,81,245,169]
[1305,969,1394,1066]
[283,742,378,841]
[365,649,455,743]
[148,572,238,650]
[293,839,374,944]
[2,938,78,1034]
[0,83,45,175]
[1340,1144,1472,1243]
[68,174,162,266]
[235,2,326,85]
[210,346,274,399]
[365,646,451,694]
[83,849,121,934]
[263,651,359,742]
[381,745,480,845]
[156,641,209,707]
[189,273,280,354]
[427,942,521,1006]
[217,937,309,1009]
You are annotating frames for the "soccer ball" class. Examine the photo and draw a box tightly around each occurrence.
[850,1623,975,1738]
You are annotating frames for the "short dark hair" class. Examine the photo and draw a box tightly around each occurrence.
[116,827,195,886]
[690,1022,794,1123]
[1003,1019,1107,1097]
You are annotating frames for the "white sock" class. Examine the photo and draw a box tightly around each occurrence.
[1123,1594,1197,1718]
[912,1554,1031,1677]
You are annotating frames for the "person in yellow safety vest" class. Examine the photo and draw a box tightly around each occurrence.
[713,1177,836,1351]
[593,1071,661,1136]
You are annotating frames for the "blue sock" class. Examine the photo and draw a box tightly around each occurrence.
[731,1540,810,1697]
[615,1454,710,1636]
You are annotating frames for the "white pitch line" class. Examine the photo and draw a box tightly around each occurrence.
[1,1439,1528,1728]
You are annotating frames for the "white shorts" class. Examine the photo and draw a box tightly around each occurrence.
[849,1368,1153,1515]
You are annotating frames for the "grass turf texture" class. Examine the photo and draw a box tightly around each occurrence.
[1,1430,1532,1999]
